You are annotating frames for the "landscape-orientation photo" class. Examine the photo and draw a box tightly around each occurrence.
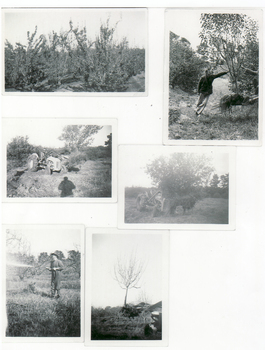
[119,145,234,227]
[166,9,261,141]
[4,226,83,339]
[4,118,113,199]
[4,8,146,93]
[90,232,168,342]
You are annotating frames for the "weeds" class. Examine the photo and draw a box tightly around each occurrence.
[91,307,161,340]
[6,277,81,337]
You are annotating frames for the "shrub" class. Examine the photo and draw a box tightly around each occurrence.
[7,136,34,162]
[169,32,206,92]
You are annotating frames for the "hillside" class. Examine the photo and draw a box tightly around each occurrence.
[169,77,258,140]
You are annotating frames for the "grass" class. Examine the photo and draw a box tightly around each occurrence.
[168,80,258,141]
[6,273,81,337]
[169,107,258,140]
[125,196,228,224]
[91,307,161,340]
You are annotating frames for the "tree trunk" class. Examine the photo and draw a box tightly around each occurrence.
[124,287,128,307]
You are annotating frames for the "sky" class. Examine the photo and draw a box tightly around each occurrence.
[4,8,146,49]
[92,233,164,307]
[3,118,112,148]
[120,146,229,188]
[166,9,262,50]
[6,227,82,258]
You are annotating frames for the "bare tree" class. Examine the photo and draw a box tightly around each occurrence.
[113,252,145,307]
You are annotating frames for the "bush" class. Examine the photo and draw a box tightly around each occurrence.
[169,32,206,92]
[7,136,34,162]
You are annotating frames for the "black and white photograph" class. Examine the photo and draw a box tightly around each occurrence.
[164,9,262,144]
[118,145,235,230]
[2,118,116,201]
[3,8,146,94]
[2,225,84,341]
[86,229,169,346]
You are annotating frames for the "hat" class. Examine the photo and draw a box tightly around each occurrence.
[51,252,59,258]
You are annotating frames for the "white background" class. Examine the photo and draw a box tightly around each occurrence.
[1,1,265,350]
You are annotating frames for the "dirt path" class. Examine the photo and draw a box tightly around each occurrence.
[7,159,111,198]
[126,71,145,92]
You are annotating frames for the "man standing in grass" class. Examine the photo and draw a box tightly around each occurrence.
[196,68,229,116]
[46,253,64,298]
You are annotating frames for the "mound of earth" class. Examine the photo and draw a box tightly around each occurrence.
[7,159,111,198]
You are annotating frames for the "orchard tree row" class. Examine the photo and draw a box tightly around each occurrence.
[5,20,145,92]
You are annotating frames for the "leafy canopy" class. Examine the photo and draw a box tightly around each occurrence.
[145,153,214,197]
[58,125,102,151]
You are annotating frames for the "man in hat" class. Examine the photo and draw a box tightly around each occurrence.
[46,253,64,298]
[58,177,76,197]
[196,68,229,116]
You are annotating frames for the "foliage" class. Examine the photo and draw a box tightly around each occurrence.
[198,13,259,94]
[6,287,80,337]
[5,20,145,92]
[113,252,145,307]
[7,136,34,162]
[125,186,157,198]
[104,133,112,156]
[169,32,206,92]
[67,250,81,277]
[58,125,102,151]
[145,153,214,197]
[91,306,160,340]
[5,27,48,90]
[206,173,229,198]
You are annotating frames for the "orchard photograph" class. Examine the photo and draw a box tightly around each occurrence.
[165,9,261,142]
[3,225,84,339]
[4,8,146,93]
[119,145,235,229]
[3,118,114,199]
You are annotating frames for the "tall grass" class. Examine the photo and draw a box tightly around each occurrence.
[91,307,161,340]
[6,277,81,337]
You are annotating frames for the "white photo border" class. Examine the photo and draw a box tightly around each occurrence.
[2,7,148,97]
[2,117,117,203]
[118,144,236,230]
[163,8,263,146]
[2,224,85,343]
[85,227,169,347]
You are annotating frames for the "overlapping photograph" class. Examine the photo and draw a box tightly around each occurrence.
[86,229,169,346]
[118,145,235,230]
[164,9,262,144]
[2,118,116,201]
[3,8,146,95]
[2,225,84,342]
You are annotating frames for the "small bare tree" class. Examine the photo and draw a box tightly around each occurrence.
[113,252,145,307]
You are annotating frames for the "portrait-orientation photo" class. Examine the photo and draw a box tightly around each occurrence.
[119,145,235,230]
[3,225,84,341]
[3,118,116,201]
[3,8,146,94]
[164,9,262,144]
[86,229,169,346]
